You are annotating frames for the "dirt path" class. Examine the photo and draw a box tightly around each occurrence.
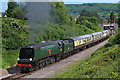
[23,39,108,78]
[0,69,8,78]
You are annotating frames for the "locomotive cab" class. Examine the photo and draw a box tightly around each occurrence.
[19,48,34,60]
[17,48,34,72]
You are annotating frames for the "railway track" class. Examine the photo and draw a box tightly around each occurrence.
[2,73,27,80]
[2,58,61,80]
[2,39,108,80]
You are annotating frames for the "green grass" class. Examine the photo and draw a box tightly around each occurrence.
[1,18,29,69]
[1,49,20,68]
[55,44,119,78]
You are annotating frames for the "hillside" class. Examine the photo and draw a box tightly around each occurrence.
[55,29,120,78]
[66,3,118,20]
[1,2,103,69]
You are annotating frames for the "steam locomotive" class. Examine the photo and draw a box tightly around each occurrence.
[17,30,111,72]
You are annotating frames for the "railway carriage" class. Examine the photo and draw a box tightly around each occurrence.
[91,31,103,43]
[67,36,81,49]
[102,30,111,39]
[79,34,93,46]
[66,34,93,50]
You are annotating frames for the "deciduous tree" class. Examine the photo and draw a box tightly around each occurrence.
[7,0,17,17]
[80,9,91,17]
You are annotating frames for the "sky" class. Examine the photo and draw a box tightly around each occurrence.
[0,0,120,12]
[64,0,120,4]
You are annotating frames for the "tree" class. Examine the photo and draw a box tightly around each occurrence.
[7,1,26,19]
[2,18,29,50]
[11,7,26,20]
[7,0,18,17]
[118,2,120,28]
[92,11,101,23]
[51,2,71,25]
[80,9,91,17]
[110,11,115,22]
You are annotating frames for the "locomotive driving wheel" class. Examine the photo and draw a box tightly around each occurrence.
[50,57,55,64]
[45,60,49,65]
[39,63,43,68]
[42,62,46,67]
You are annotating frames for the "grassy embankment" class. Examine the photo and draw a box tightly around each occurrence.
[55,30,120,78]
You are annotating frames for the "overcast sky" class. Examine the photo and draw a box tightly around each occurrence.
[0,0,120,12]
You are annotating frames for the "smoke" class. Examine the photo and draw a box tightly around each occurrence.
[25,2,53,42]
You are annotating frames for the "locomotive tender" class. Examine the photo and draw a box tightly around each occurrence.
[17,30,111,72]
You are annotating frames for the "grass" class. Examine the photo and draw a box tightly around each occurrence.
[1,49,20,68]
[55,44,119,78]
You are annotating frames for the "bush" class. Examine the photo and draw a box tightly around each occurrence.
[55,45,119,78]
[2,18,29,50]
[1,18,29,68]
[1,49,20,68]
[76,16,102,32]
[109,29,120,45]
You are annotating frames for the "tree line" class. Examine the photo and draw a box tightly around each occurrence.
[66,3,117,23]
[2,1,103,50]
